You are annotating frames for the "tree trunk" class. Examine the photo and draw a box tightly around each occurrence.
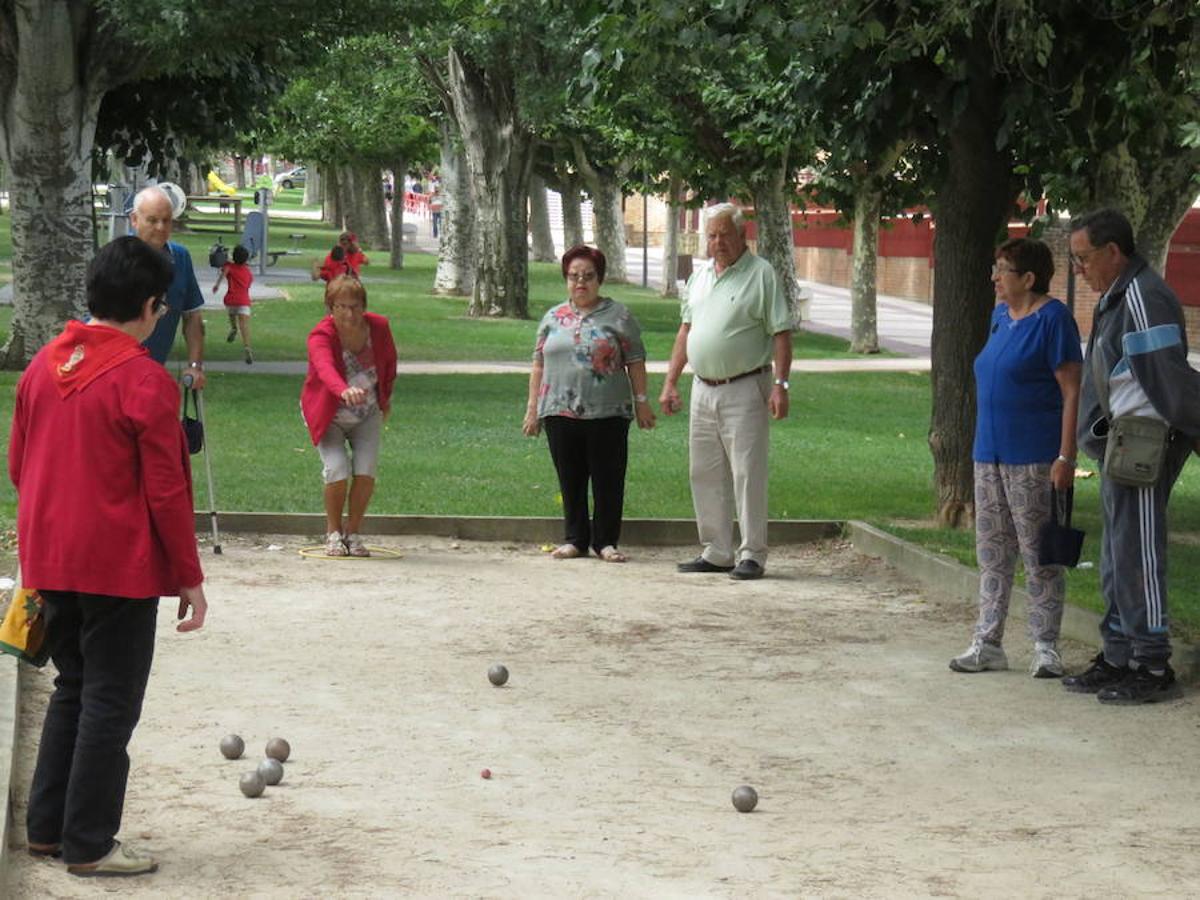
[528,173,556,262]
[388,156,406,270]
[751,158,803,325]
[303,166,321,207]
[928,63,1014,528]
[434,118,474,296]
[448,47,532,318]
[660,174,681,298]
[849,180,881,353]
[325,165,346,229]
[572,140,627,282]
[0,4,111,367]
[233,155,246,189]
[344,164,388,250]
[588,171,627,283]
[1087,141,1200,274]
[560,172,585,249]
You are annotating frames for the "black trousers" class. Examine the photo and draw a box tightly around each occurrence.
[27,591,158,864]
[543,415,630,554]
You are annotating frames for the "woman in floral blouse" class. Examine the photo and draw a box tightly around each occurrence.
[523,245,656,562]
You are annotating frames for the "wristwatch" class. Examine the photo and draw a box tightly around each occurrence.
[774,379,789,391]
[188,361,204,370]
[634,394,648,403]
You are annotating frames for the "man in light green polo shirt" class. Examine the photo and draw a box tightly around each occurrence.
[659,203,794,580]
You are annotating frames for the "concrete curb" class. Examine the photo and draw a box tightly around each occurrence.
[195,512,844,547]
[0,657,16,881]
[844,520,1200,681]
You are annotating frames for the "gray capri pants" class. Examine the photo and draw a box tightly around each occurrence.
[317,407,383,483]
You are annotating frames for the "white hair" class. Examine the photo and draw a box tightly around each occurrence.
[132,185,172,214]
[706,203,746,235]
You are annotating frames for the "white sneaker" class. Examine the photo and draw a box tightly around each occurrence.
[949,639,1009,673]
[1030,641,1064,678]
[325,531,347,557]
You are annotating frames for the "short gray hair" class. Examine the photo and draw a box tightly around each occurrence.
[706,203,746,235]
[133,186,172,215]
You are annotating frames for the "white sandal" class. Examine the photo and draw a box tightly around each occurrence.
[598,545,627,563]
[325,531,347,557]
[550,544,582,559]
[344,533,371,557]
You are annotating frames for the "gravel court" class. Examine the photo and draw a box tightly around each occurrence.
[6,535,1200,898]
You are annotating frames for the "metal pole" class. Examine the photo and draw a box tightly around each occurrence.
[642,193,648,287]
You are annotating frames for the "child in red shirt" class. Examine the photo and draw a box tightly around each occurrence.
[213,244,254,364]
[339,231,369,276]
[314,244,352,283]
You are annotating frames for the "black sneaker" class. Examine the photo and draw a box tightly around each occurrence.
[677,556,734,573]
[1062,653,1128,693]
[729,559,764,580]
[1097,666,1182,705]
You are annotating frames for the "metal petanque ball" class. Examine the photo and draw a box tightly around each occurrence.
[487,664,509,687]
[219,734,244,760]
[239,771,266,798]
[257,758,284,786]
[731,785,758,813]
[265,737,291,763]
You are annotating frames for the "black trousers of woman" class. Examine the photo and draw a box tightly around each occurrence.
[543,415,630,555]
[27,591,158,864]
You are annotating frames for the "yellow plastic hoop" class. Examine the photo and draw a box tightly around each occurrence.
[297,546,403,560]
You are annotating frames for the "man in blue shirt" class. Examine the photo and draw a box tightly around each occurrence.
[128,187,207,388]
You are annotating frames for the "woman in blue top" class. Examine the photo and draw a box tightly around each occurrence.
[950,238,1082,678]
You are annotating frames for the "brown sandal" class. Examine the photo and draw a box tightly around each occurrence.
[550,544,582,559]
[598,545,627,563]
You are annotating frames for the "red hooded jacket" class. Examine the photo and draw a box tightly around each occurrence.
[9,321,203,597]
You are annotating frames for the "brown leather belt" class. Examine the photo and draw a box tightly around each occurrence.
[695,365,771,387]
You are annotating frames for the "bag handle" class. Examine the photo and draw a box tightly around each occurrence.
[181,385,196,421]
[1049,486,1074,529]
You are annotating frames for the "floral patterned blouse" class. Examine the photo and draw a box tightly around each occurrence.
[532,297,647,420]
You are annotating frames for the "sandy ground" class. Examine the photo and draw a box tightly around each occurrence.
[6,535,1200,899]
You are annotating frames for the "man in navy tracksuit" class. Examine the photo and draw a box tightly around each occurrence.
[1062,208,1200,704]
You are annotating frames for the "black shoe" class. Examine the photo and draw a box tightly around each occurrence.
[677,556,734,573]
[1062,653,1128,693]
[226,328,237,343]
[1097,665,1182,705]
[729,559,764,580]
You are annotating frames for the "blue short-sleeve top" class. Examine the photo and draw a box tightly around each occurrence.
[973,299,1083,464]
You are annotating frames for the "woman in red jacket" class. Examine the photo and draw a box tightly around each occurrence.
[9,236,207,878]
[301,275,397,556]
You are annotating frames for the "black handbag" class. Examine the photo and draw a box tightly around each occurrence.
[1037,486,1085,568]
[181,388,204,455]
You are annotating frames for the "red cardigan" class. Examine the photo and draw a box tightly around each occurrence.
[301,312,397,445]
[9,321,204,597]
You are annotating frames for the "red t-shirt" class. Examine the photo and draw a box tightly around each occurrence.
[319,254,353,283]
[345,250,368,276]
[222,262,253,307]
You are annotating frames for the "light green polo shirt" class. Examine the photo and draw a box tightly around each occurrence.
[682,251,792,380]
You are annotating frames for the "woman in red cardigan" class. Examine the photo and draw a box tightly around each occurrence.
[9,236,207,878]
[301,275,397,556]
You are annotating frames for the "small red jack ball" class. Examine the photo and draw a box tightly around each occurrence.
[481,768,492,779]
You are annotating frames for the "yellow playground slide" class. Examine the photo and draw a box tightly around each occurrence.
[206,171,238,196]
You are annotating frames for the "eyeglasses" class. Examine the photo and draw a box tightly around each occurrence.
[1069,246,1102,268]
[566,271,597,283]
[991,264,1020,277]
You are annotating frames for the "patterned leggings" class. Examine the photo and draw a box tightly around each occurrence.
[973,462,1064,645]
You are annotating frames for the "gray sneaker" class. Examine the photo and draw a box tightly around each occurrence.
[1030,641,1064,678]
[949,639,1009,673]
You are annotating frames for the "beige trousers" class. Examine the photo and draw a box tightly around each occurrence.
[688,371,771,566]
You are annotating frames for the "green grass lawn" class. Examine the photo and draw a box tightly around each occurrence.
[0,367,1196,634]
